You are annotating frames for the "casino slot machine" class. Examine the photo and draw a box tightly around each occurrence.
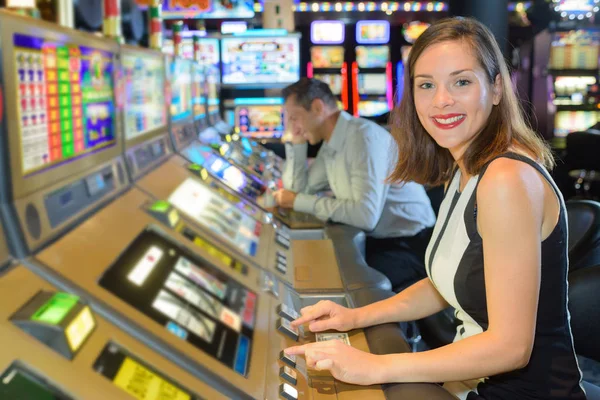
[352,20,393,120]
[307,20,349,111]
[0,11,392,400]
[397,21,430,103]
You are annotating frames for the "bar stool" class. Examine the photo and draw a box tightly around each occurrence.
[566,131,600,200]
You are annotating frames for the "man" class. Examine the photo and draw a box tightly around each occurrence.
[274,78,436,292]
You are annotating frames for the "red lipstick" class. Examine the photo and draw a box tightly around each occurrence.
[431,114,466,130]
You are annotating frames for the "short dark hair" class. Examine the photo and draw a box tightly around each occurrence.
[282,78,338,110]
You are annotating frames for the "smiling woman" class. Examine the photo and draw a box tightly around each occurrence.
[284,17,594,400]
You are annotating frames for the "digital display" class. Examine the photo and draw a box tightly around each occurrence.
[14,33,116,176]
[0,364,73,399]
[168,178,260,257]
[65,306,95,352]
[197,38,220,84]
[356,20,390,44]
[358,100,390,117]
[206,72,220,124]
[554,110,600,137]
[94,343,198,400]
[192,63,207,121]
[128,246,164,286]
[30,292,79,325]
[169,58,193,122]
[160,0,255,19]
[313,74,343,95]
[235,105,284,139]
[221,37,300,85]
[310,46,344,68]
[403,21,430,44]
[311,21,345,44]
[356,45,389,69]
[122,52,167,141]
[99,228,257,375]
[358,74,388,95]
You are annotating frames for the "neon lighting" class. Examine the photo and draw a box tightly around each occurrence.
[386,62,393,111]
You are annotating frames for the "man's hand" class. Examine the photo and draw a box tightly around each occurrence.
[273,189,297,208]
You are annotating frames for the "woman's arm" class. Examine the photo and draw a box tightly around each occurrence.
[379,159,545,383]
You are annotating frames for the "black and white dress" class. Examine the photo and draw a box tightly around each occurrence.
[425,153,586,399]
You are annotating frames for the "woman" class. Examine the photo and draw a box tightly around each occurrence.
[285,17,592,399]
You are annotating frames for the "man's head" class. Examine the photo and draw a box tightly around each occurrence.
[282,78,339,145]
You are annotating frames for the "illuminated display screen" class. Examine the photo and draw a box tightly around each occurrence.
[94,343,199,400]
[358,100,390,117]
[206,71,220,125]
[356,20,390,44]
[123,52,167,141]
[310,46,344,69]
[192,63,207,121]
[313,74,343,95]
[99,228,257,375]
[311,20,345,44]
[30,292,79,325]
[356,46,389,68]
[65,306,95,352]
[14,33,116,176]
[221,37,300,85]
[0,365,73,399]
[554,110,600,137]
[403,21,430,44]
[182,145,266,200]
[235,105,284,139]
[198,38,220,84]
[169,58,193,122]
[358,74,387,95]
[168,178,261,257]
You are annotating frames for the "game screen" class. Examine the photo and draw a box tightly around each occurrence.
[313,74,343,95]
[550,29,600,70]
[310,46,344,69]
[206,72,220,125]
[14,33,116,176]
[221,37,300,85]
[311,20,345,44]
[94,343,201,400]
[554,110,600,137]
[0,364,73,399]
[356,20,390,45]
[192,63,207,122]
[235,105,284,139]
[169,58,193,122]
[198,38,220,83]
[356,46,389,68]
[181,145,265,200]
[169,178,261,257]
[358,100,389,117]
[122,52,167,141]
[99,228,257,376]
[358,74,387,95]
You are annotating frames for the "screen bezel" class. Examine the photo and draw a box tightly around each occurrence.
[0,11,122,201]
[120,44,169,151]
[219,34,301,88]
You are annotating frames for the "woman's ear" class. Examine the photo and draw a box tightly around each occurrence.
[492,74,502,106]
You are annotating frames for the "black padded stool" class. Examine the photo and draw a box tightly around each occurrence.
[567,200,600,272]
[566,131,600,200]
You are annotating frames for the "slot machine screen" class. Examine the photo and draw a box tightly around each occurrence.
[99,228,257,376]
[358,100,389,117]
[14,33,116,176]
[122,51,167,141]
[221,36,300,85]
[192,63,207,122]
[554,111,600,137]
[358,74,387,95]
[169,58,193,122]
[356,46,389,68]
[310,46,344,68]
[310,20,345,44]
[235,105,284,139]
[198,38,220,84]
[313,74,342,95]
[356,20,390,44]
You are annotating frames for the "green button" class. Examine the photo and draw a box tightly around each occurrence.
[31,292,79,325]
[150,200,170,213]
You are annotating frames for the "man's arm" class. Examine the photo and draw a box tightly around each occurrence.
[293,130,390,231]
[282,142,329,194]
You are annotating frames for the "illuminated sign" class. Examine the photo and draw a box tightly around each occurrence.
[356,20,390,44]
[311,20,345,44]
[127,246,164,286]
[221,21,248,34]
[65,306,95,352]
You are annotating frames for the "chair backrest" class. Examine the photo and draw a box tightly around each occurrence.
[568,264,600,363]
[566,131,600,172]
[566,200,600,271]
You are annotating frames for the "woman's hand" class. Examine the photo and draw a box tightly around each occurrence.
[284,341,386,385]
[290,300,357,332]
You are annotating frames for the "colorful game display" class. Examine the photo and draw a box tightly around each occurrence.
[14,33,115,176]
[310,46,345,69]
[550,29,600,70]
[235,105,284,139]
[221,36,300,85]
[198,38,220,83]
[356,46,389,68]
[169,58,193,122]
[310,20,345,45]
[192,63,207,121]
[313,74,343,95]
[122,52,167,141]
[356,20,390,45]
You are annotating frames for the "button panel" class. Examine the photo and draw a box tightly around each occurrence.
[276,317,299,341]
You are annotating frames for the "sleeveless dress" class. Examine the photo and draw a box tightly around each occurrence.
[425,153,586,399]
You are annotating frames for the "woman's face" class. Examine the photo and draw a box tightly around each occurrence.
[413,40,501,160]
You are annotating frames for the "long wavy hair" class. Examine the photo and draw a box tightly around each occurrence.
[388,17,554,186]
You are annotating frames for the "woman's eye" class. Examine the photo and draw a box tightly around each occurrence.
[418,82,434,89]
[456,79,471,87]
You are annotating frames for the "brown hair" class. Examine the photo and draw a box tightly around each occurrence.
[388,17,554,186]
